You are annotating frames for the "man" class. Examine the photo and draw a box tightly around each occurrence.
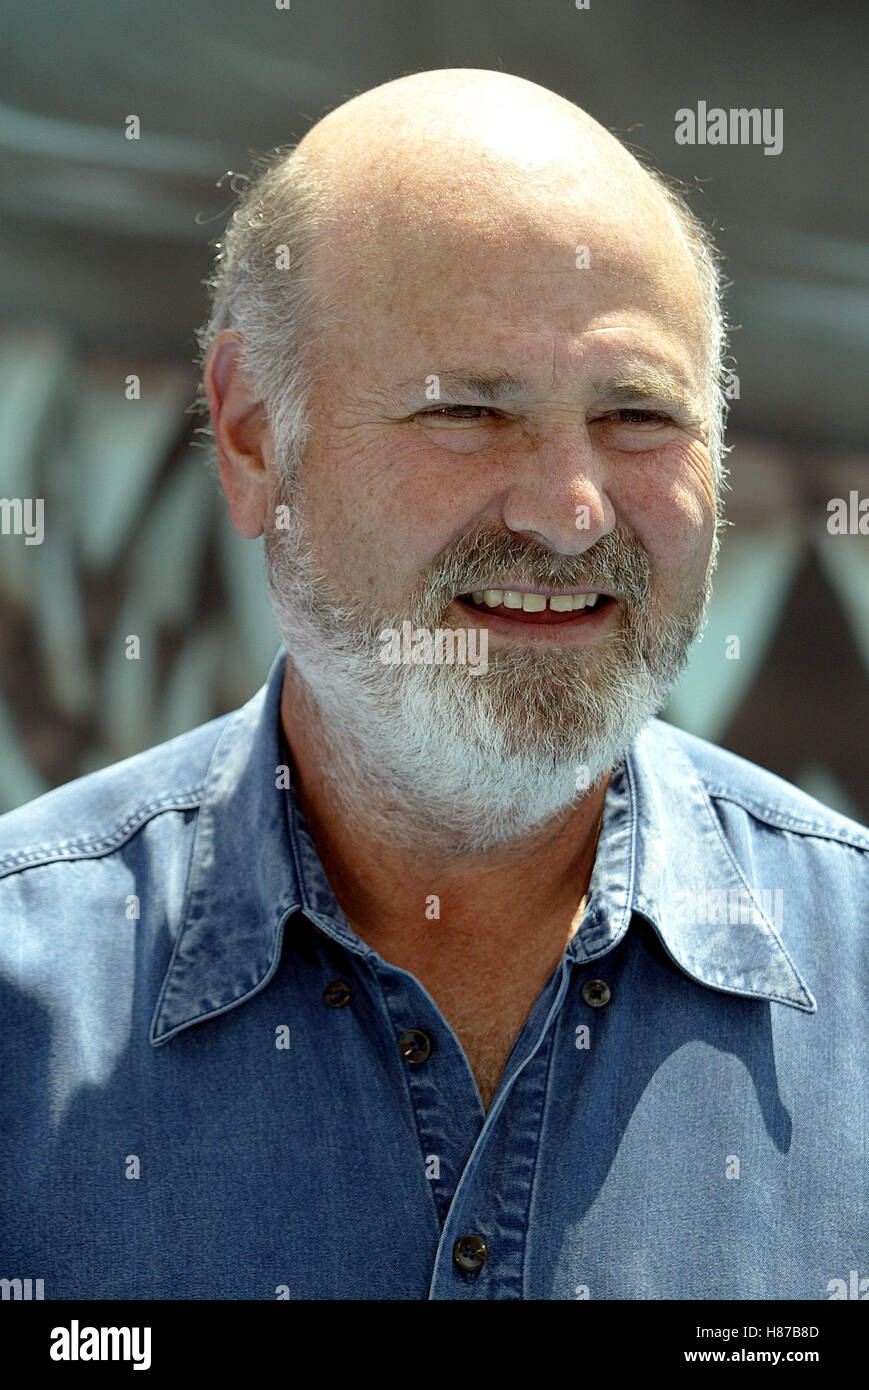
[0,69,866,1301]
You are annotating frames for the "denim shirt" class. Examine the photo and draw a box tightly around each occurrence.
[1,647,866,1301]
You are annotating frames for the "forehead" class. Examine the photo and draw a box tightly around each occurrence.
[310,162,707,388]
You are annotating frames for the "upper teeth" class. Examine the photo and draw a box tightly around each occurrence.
[471,590,602,612]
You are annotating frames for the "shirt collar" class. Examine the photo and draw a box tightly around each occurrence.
[573,721,815,1012]
[151,648,302,1044]
[151,650,814,1044]
[151,647,380,1044]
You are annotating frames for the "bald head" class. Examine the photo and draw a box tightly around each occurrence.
[296,68,641,192]
[296,69,700,298]
[200,67,727,482]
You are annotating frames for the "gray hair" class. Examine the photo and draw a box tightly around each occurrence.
[640,160,732,490]
[195,141,730,492]
[194,145,334,483]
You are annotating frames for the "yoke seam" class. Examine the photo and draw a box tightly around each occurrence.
[0,789,205,876]
[704,787,869,849]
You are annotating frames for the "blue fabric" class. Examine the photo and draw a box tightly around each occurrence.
[0,647,866,1300]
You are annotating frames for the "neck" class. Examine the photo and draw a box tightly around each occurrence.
[279,662,610,963]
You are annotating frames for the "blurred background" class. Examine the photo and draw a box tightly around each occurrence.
[0,0,866,817]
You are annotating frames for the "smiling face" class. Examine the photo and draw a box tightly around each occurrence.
[261,84,719,849]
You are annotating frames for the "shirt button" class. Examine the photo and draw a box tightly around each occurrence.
[323,979,352,1008]
[453,1235,489,1272]
[398,1028,433,1063]
[581,978,612,1008]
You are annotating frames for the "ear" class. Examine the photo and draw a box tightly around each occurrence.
[203,330,275,538]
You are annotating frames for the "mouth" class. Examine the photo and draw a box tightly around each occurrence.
[452,587,618,634]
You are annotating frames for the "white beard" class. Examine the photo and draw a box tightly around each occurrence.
[265,479,714,854]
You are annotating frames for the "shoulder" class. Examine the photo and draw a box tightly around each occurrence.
[0,711,233,878]
[642,718,869,852]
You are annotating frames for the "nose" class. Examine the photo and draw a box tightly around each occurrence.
[498,422,615,554]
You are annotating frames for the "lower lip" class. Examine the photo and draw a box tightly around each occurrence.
[450,595,618,641]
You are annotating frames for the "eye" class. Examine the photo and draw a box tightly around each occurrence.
[597,408,672,425]
[416,405,500,423]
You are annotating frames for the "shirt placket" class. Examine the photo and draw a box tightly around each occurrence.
[426,957,574,1298]
[371,958,486,1227]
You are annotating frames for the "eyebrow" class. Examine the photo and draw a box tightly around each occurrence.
[593,369,703,421]
[389,370,528,403]
[386,364,703,423]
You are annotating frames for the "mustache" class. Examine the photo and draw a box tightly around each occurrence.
[412,524,652,617]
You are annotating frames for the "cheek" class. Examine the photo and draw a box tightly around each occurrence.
[612,440,717,585]
[301,428,480,602]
